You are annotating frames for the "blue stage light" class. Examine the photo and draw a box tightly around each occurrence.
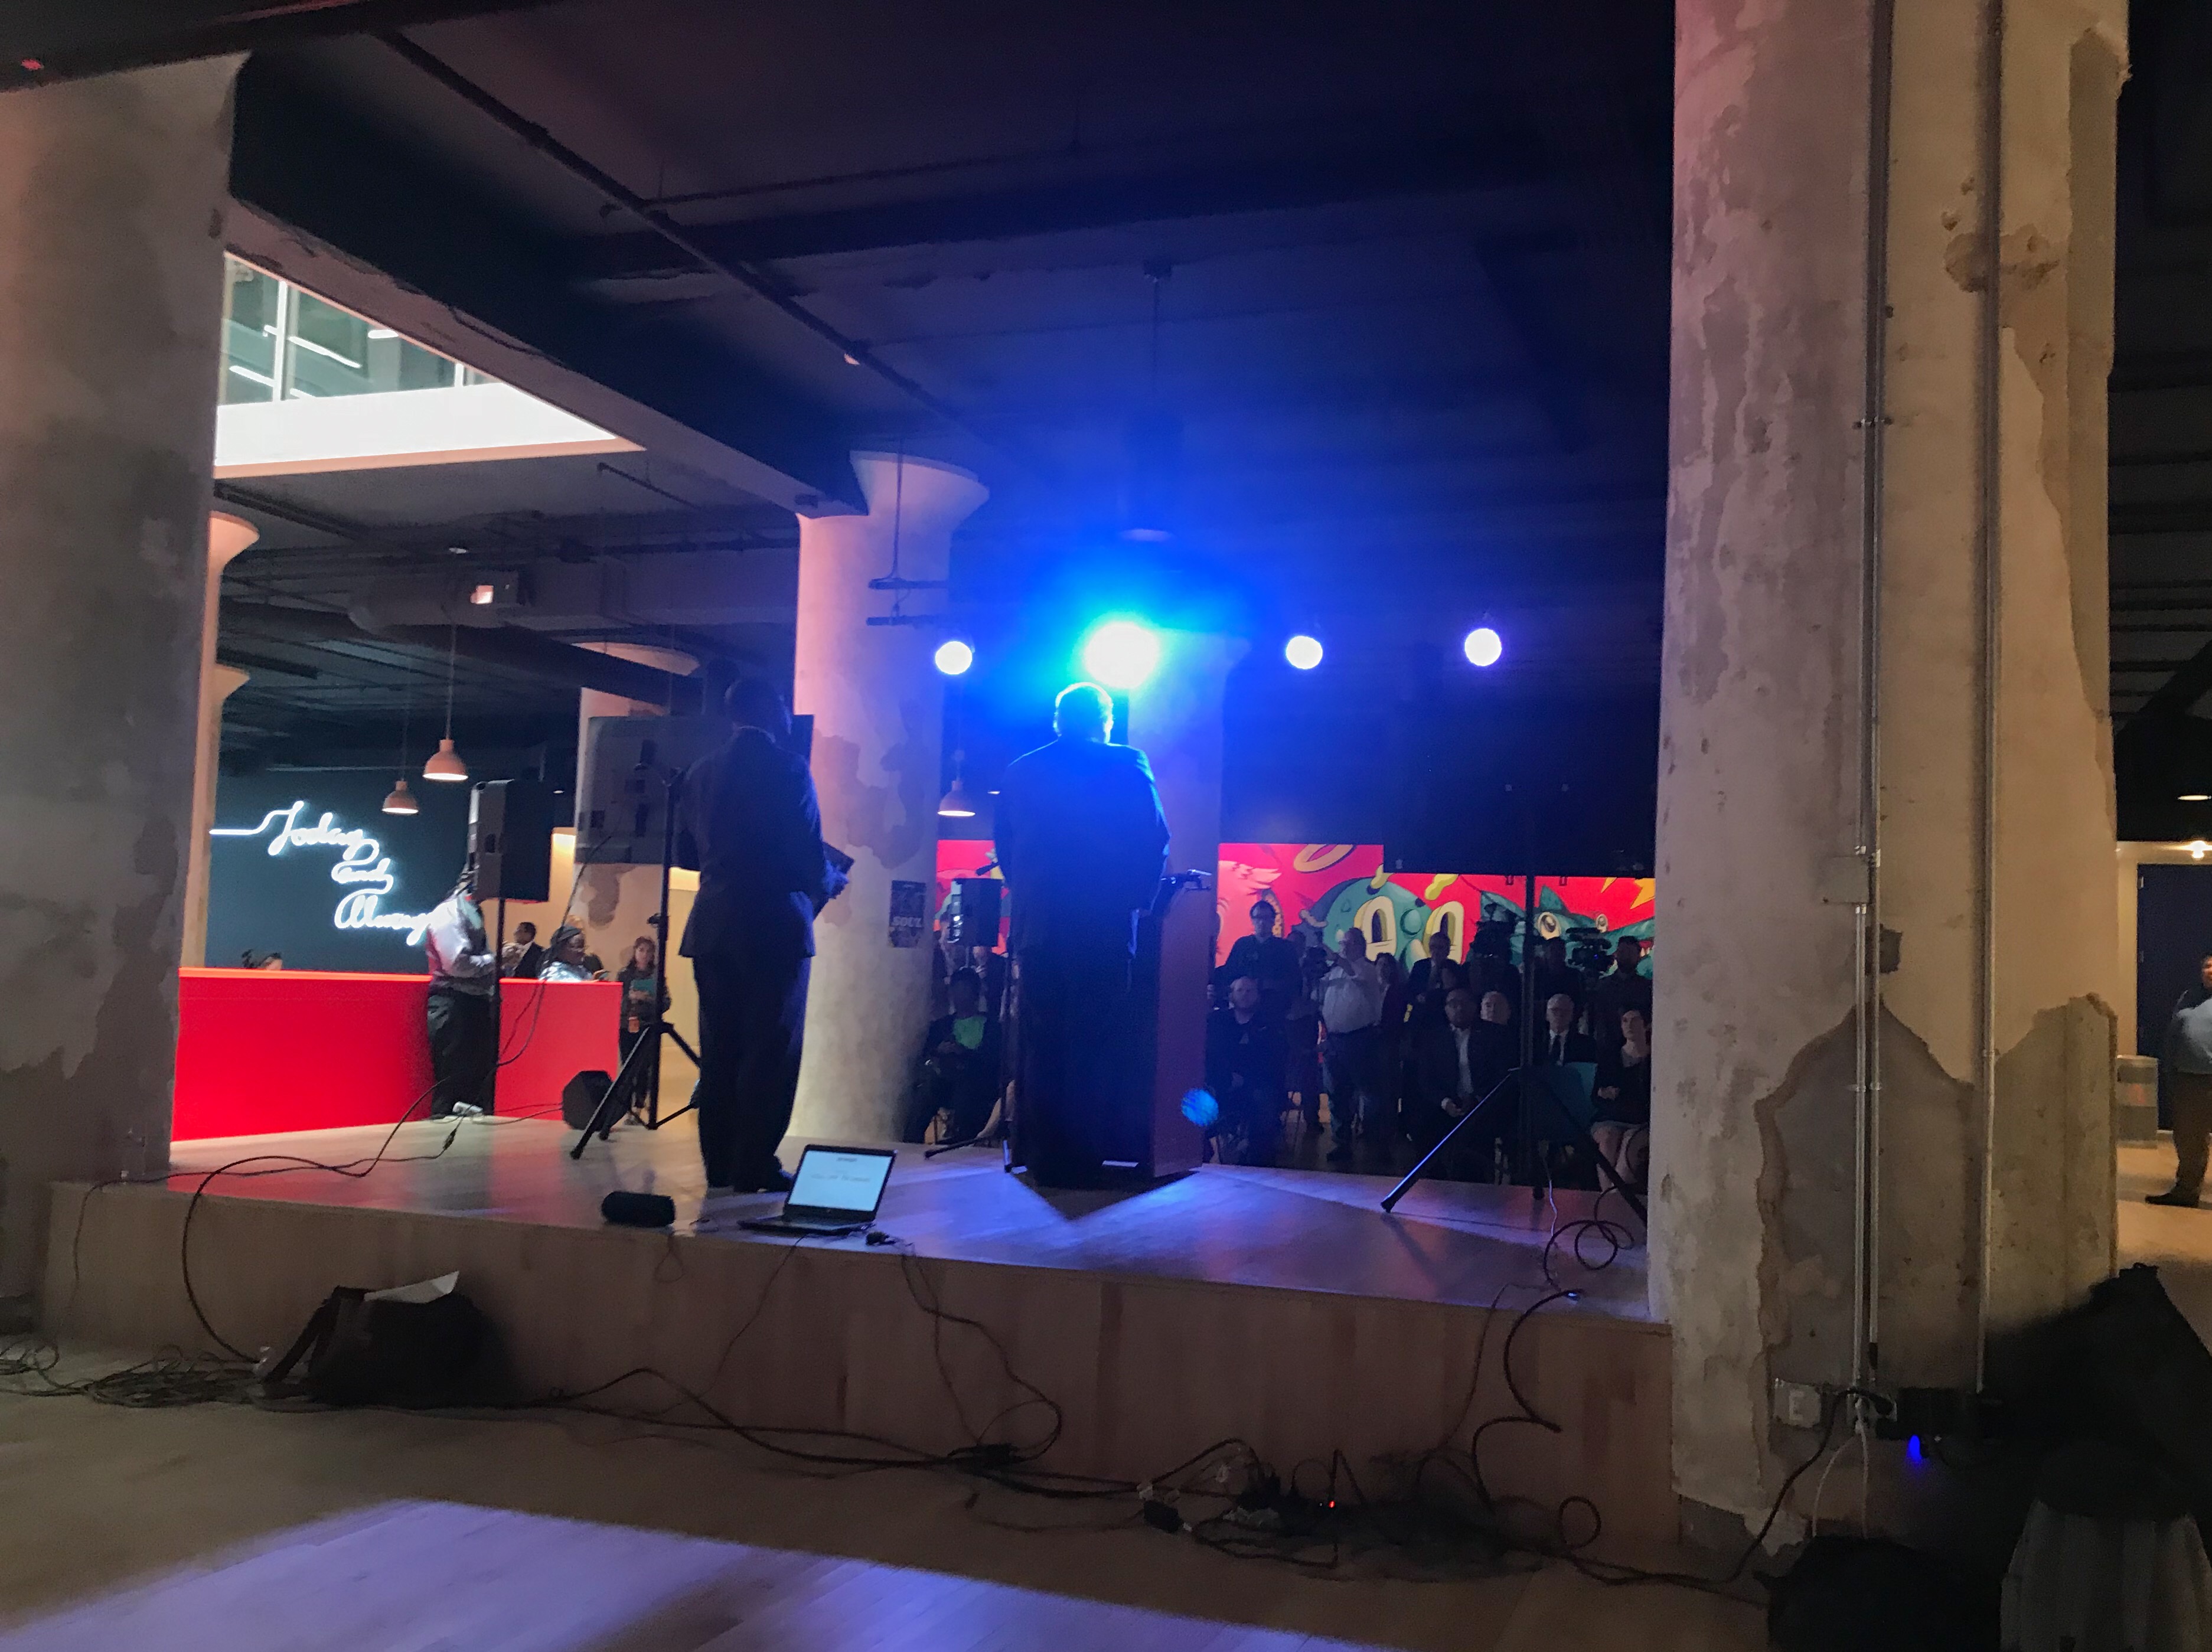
[1906,1435,1925,1465]
[1463,625,1503,668]
[1082,619,1161,690]
[933,638,974,676]
[1284,634,1323,671]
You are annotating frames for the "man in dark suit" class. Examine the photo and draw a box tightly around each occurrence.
[1408,987,1516,1164]
[1536,992,1599,1067]
[993,682,1170,1186]
[678,680,844,1193]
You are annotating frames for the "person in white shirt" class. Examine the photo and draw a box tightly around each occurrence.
[1318,927,1386,1165]
[421,868,498,1119]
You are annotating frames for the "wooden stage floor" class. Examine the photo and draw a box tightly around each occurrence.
[164,1116,1655,1324]
[49,1115,1676,1544]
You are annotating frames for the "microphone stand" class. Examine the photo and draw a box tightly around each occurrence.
[1379,1062,1647,1225]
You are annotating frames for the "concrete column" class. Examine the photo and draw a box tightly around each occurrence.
[791,453,987,1141]
[181,512,259,967]
[0,61,239,1298]
[1658,0,2123,1532]
[1127,631,1248,880]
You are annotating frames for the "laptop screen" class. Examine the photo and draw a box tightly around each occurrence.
[788,1147,895,1217]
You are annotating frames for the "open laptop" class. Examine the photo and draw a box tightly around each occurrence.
[738,1145,896,1236]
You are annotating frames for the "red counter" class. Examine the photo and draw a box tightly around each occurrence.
[174,968,622,1141]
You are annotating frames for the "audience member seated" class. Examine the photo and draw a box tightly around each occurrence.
[541,926,606,983]
[1592,1005,1653,1189]
[1205,974,1290,1165]
[903,968,1003,1144]
[501,921,546,979]
[1415,988,1522,1177]
[1588,936,1652,1062]
[1219,899,1301,1018]
[1536,992,1598,1066]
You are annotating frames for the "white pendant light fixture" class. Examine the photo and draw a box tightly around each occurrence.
[423,624,468,783]
[384,678,420,812]
[937,750,978,818]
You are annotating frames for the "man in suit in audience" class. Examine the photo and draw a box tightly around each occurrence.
[1536,992,1599,1067]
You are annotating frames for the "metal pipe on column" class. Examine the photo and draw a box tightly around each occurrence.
[1851,0,1900,1399]
[1973,0,2008,1396]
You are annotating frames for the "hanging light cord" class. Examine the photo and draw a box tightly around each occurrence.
[442,624,458,740]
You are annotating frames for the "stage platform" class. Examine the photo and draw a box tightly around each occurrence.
[45,1118,1675,1542]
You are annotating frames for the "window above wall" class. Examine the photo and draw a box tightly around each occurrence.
[220,257,490,404]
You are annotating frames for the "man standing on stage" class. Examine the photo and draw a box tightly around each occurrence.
[679,680,841,1193]
[994,682,1170,1186]
[422,867,497,1119]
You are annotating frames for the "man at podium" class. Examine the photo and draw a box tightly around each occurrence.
[993,683,1170,1185]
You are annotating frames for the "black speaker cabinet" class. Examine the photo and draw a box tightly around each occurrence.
[470,779,553,902]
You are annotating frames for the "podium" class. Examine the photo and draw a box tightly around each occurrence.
[1012,871,1211,1186]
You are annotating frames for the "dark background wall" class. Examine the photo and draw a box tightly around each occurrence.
[205,771,472,972]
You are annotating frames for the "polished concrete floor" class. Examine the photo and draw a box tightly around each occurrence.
[2118,1138,2212,1345]
[167,1116,1656,1324]
[0,1383,1763,1651]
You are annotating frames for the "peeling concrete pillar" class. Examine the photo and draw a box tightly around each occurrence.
[791,453,987,1142]
[0,62,239,1299]
[181,512,259,968]
[1658,0,2123,1530]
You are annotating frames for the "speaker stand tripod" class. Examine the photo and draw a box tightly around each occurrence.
[571,763,699,1158]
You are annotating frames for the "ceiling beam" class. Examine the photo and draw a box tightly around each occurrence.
[228,58,866,514]
[377,31,1048,482]
[1,0,548,88]
[223,600,694,703]
[566,138,1548,278]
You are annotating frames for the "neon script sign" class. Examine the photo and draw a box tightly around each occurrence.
[210,801,436,943]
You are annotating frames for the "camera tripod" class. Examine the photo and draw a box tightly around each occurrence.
[570,762,700,1157]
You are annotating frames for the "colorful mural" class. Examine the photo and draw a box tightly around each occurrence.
[1215,843,1655,971]
[932,838,1656,971]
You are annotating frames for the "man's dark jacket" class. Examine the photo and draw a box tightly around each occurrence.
[993,737,1169,954]
[678,728,835,961]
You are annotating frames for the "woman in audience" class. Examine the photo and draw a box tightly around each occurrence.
[1591,1005,1652,1191]
[539,925,601,983]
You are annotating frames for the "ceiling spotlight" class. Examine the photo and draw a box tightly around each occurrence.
[1082,619,1161,690]
[934,638,975,677]
[1284,635,1324,671]
[1464,625,1504,668]
[381,778,419,816]
[2182,793,2211,804]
